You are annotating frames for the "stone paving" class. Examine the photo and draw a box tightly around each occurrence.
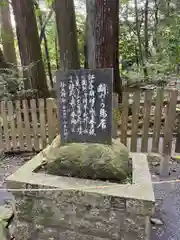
[151,182,180,240]
[150,160,180,240]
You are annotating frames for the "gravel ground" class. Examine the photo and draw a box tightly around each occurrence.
[1,152,180,240]
[0,153,29,205]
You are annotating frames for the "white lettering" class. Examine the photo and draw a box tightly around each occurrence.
[60,81,69,138]
[88,73,96,136]
[97,83,108,97]
[97,83,108,131]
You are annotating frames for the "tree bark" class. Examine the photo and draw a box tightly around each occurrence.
[153,0,159,50]
[39,8,54,44]
[54,0,80,70]
[86,0,122,100]
[39,14,53,89]
[84,15,88,69]
[0,47,9,69]
[55,31,59,69]
[11,0,49,97]
[34,2,53,89]
[144,0,149,61]
[134,0,148,79]
[176,0,180,74]
[0,0,17,65]
[86,0,96,69]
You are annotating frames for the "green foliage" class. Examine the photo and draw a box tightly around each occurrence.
[40,13,57,71]
[35,0,180,87]
[120,0,180,86]
[45,0,54,8]
[39,11,86,70]
[0,0,8,7]
[76,13,86,66]
[35,8,41,17]
[0,67,19,99]
[0,65,41,101]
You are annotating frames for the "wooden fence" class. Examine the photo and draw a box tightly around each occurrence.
[0,88,179,155]
[0,98,58,152]
[120,88,179,155]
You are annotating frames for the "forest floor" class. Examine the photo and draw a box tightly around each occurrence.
[0,150,180,240]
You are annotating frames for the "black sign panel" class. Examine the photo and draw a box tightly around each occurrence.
[56,68,113,145]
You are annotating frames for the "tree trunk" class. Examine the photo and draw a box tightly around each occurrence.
[40,8,54,44]
[11,0,49,97]
[0,47,9,69]
[144,0,149,61]
[0,0,17,65]
[176,0,180,74]
[54,0,80,70]
[55,31,59,69]
[134,0,148,79]
[40,15,53,89]
[153,0,159,50]
[166,0,171,17]
[34,2,53,89]
[86,0,122,100]
[84,15,88,69]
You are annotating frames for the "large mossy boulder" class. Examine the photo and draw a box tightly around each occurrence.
[42,135,130,183]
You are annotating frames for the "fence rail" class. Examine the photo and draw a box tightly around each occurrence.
[0,98,58,152]
[0,88,179,155]
[120,88,179,155]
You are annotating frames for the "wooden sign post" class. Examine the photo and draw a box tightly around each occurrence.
[56,68,113,145]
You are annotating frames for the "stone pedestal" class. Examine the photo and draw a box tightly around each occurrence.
[6,150,155,240]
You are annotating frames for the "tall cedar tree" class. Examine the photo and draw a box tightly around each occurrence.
[54,0,80,70]
[11,0,49,97]
[86,0,122,100]
[134,0,148,79]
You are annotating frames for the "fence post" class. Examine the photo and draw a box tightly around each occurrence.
[47,98,58,144]
[120,91,129,146]
[131,90,140,152]
[141,90,152,152]
[30,99,39,151]
[112,93,119,138]
[22,100,32,151]
[175,112,180,153]
[152,88,164,153]
[161,89,178,177]
[39,99,47,149]
[1,101,10,151]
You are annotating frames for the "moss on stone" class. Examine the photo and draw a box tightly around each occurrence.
[43,136,130,183]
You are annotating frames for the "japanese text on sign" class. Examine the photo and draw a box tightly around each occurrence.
[56,69,113,144]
